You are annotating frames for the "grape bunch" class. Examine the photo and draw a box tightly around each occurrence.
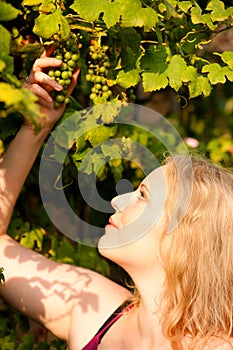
[48,33,80,108]
[85,40,112,105]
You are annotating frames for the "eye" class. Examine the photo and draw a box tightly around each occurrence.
[137,187,147,201]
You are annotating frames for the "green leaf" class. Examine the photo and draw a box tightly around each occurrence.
[71,0,109,22]
[191,76,212,98]
[80,151,105,175]
[0,25,11,54]
[0,60,6,72]
[0,83,23,106]
[181,65,197,83]
[218,51,233,70]
[0,53,14,75]
[71,0,158,29]
[20,228,44,251]
[118,27,141,55]
[142,71,168,92]
[167,55,187,91]
[118,0,158,29]
[102,2,122,28]
[178,1,192,13]
[181,66,211,98]
[140,7,158,31]
[39,0,56,13]
[85,124,117,147]
[23,0,42,5]
[116,69,141,89]
[190,4,202,24]
[223,67,233,82]
[140,46,168,73]
[0,2,19,21]
[33,8,70,39]
[101,143,122,159]
[202,63,226,84]
[206,0,230,22]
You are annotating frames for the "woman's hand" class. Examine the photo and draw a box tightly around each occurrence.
[23,44,79,131]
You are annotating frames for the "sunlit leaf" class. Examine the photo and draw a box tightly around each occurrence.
[167,55,187,91]
[33,8,70,39]
[206,0,230,22]
[142,71,168,92]
[218,51,233,70]
[23,0,41,5]
[116,69,141,89]
[202,63,226,84]
[178,1,192,12]
[0,25,11,54]
[0,2,19,21]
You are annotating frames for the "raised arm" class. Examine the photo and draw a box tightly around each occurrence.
[0,50,130,349]
[0,47,78,234]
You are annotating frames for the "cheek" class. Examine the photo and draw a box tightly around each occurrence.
[121,202,146,226]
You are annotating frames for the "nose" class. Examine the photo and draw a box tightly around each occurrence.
[111,192,134,213]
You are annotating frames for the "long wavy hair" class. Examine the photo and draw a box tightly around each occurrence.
[159,155,233,349]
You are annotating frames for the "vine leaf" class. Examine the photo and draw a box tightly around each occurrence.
[33,8,70,39]
[202,63,227,84]
[0,2,19,22]
[178,1,192,13]
[71,0,158,29]
[217,51,233,70]
[0,25,11,54]
[0,83,23,107]
[142,71,168,92]
[85,124,117,147]
[167,55,187,91]
[71,0,109,22]
[22,0,41,5]
[206,0,233,21]
[116,69,141,89]
[140,46,168,73]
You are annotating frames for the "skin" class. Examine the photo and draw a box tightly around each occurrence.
[0,49,232,350]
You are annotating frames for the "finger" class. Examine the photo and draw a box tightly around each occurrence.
[33,57,62,72]
[33,71,63,91]
[66,68,80,97]
[29,83,54,103]
[41,43,57,58]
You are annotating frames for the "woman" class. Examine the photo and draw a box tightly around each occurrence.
[0,50,233,350]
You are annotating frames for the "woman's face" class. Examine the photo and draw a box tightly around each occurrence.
[98,166,167,252]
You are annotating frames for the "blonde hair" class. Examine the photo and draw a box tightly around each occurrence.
[159,155,233,349]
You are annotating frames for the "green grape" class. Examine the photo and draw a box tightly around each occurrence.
[86,40,112,105]
[47,31,80,107]
[64,52,72,60]
[61,71,70,79]
[91,53,98,60]
[86,74,92,82]
[72,54,80,61]
[102,85,109,92]
[67,60,75,67]
[55,70,61,77]
[48,70,55,77]
[56,94,65,102]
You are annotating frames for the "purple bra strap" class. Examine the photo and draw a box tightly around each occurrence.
[82,301,133,350]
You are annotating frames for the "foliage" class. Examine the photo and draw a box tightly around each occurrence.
[0,0,233,348]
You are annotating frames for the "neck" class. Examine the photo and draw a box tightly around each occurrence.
[126,265,173,349]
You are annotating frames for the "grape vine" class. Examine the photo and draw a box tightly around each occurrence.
[86,40,112,105]
[48,32,80,107]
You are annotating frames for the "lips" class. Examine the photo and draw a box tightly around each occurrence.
[105,217,118,229]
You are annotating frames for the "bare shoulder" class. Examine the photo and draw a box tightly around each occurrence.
[68,267,131,349]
